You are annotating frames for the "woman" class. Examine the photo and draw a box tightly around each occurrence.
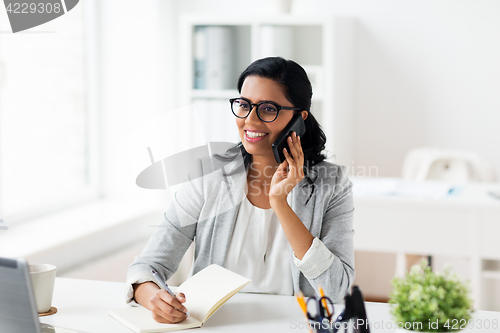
[126,57,355,324]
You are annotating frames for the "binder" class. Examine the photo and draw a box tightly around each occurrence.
[205,26,233,89]
[193,26,206,89]
[259,25,294,59]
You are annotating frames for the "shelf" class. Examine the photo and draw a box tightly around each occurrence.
[191,89,239,99]
[191,89,323,102]
[181,14,334,26]
[482,270,500,280]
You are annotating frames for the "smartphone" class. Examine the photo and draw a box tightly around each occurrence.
[272,114,306,164]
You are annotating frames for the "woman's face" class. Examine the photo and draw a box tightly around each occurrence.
[236,75,302,160]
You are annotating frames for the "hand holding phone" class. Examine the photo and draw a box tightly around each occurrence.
[272,114,306,164]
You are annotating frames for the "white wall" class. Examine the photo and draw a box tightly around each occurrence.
[97,0,178,204]
[177,0,500,177]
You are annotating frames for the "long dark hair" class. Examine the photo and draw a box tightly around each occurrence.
[235,57,327,168]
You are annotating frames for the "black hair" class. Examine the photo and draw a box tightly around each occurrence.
[236,56,327,168]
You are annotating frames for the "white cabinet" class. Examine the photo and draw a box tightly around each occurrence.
[178,15,353,162]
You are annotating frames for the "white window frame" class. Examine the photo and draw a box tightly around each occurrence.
[0,1,102,224]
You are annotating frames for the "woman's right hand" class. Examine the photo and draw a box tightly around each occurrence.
[133,282,189,324]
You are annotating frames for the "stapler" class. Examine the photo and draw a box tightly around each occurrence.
[332,286,370,333]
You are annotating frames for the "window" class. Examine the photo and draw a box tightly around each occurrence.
[0,3,98,222]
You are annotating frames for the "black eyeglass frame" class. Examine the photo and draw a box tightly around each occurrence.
[229,97,302,123]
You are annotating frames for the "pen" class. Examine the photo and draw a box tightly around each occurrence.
[295,291,313,333]
[318,284,331,317]
[295,293,307,315]
[151,269,190,317]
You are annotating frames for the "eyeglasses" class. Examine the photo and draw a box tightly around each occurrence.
[229,97,301,123]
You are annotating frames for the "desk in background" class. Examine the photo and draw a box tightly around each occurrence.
[41,278,500,333]
[352,177,500,310]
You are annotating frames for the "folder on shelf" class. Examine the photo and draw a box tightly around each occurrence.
[193,26,234,90]
[205,26,233,90]
[259,25,293,59]
[193,26,206,89]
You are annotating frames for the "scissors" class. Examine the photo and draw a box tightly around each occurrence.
[306,296,334,323]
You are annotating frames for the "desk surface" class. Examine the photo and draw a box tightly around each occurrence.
[40,278,500,333]
[350,178,500,310]
[352,177,500,210]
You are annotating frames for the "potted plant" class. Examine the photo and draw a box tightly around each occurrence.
[389,259,474,332]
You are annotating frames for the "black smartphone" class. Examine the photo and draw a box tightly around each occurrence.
[272,114,306,164]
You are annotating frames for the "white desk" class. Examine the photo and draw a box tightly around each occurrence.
[41,278,500,333]
[352,178,500,309]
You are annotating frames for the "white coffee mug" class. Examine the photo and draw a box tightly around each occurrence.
[29,263,56,313]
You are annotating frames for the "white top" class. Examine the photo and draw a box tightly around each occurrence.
[225,195,293,295]
[224,195,335,295]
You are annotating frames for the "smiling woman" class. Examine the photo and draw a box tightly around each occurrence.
[234,57,327,170]
[236,76,304,148]
[127,57,355,324]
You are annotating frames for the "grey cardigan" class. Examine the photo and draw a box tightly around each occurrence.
[127,150,355,302]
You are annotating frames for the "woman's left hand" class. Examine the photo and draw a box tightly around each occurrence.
[269,131,305,204]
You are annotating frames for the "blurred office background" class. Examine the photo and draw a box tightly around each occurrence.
[1,0,500,310]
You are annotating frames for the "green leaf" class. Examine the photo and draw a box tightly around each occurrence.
[389,259,473,332]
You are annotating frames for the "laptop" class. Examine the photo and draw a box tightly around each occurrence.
[0,257,82,333]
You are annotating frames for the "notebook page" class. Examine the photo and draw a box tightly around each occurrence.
[108,307,202,333]
[176,264,251,323]
[203,283,249,321]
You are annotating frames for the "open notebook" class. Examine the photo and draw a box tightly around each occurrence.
[109,265,251,333]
